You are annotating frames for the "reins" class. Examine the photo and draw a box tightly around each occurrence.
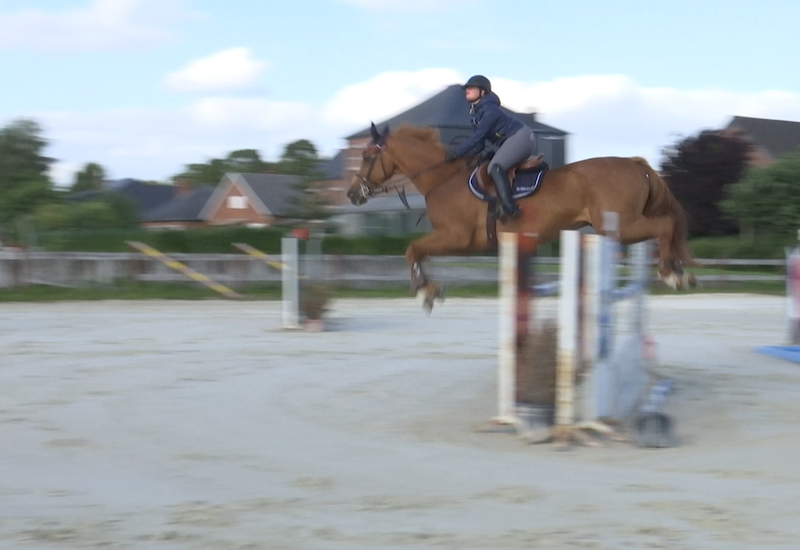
[357,141,447,206]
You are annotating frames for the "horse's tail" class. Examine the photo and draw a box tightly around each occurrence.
[631,157,697,267]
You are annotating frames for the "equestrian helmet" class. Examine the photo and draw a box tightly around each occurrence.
[461,75,492,93]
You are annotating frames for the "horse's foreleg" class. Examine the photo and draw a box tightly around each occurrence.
[405,230,472,313]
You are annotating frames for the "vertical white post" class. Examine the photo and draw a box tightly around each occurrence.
[630,240,651,334]
[497,232,518,422]
[788,233,800,345]
[582,233,603,420]
[556,230,580,428]
[282,237,300,329]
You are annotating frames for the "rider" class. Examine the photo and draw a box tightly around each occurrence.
[444,75,536,219]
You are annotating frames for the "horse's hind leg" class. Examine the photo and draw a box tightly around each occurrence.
[616,215,695,290]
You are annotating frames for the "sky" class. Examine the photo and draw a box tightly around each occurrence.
[2,0,800,187]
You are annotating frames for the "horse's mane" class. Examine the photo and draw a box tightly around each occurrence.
[392,125,442,148]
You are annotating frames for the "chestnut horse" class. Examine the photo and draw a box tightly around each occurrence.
[347,124,695,312]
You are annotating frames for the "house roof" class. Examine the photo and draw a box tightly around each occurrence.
[65,179,176,218]
[239,173,303,217]
[725,116,800,158]
[201,172,305,219]
[110,179,176,217]
[316,151,344,180]
[347,84,568,145]
[141,185,215,222]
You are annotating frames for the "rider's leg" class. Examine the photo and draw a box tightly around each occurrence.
[488,127,536,217]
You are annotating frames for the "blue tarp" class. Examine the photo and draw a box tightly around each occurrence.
[755,346,800,364]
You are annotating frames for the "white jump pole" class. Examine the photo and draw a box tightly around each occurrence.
[281,237,300,330]
[554,229,581,431]
[496,232,519,424]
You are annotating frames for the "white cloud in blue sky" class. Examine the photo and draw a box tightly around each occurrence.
[1,0,799,185]
[0,0,199,52]
[164,48,269,93]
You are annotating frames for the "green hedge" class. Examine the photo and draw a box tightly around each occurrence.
[687,236,793,260]
[33,227,430,255]
[29,228,799,259]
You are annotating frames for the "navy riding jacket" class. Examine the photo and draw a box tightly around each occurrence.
[449,92,525,158]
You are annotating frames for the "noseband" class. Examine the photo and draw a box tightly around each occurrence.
[357,144,392,198]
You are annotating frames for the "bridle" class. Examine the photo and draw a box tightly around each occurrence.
[356,143,393,199]
[356,140,447,201]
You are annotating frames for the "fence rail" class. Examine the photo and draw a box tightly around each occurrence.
[0,250,791,289]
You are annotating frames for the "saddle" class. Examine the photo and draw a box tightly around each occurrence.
[467,154,549,250]
[468,154,549,204]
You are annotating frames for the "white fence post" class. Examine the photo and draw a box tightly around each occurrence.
[281,237,300,330]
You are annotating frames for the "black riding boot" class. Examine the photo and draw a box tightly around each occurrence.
[490,164,520,218]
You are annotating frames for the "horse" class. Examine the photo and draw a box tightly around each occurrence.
[347,123,696,313]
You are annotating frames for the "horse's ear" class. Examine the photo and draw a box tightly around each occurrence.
[370,122,380,143]
[382,125,390,141]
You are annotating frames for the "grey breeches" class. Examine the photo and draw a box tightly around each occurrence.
[488,127,536,171]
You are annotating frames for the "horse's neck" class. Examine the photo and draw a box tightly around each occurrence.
[392,142,459,196]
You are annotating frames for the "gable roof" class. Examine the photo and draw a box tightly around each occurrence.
[725,116,800,158]
[141,185,215,222]
[111,179,176,217]
[65,178,176,218]
[347,84,568,145]
[201,172,304,219]
[239,173,303,217]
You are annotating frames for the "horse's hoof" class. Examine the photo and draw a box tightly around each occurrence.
[423,298,434,315]
[436,285,447,302]
[661,273,680,290]
[686,273,697,288]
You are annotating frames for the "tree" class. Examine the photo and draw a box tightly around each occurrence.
[721,151,800,240]
[173,158,230,186]
[277,139,320,177]
[0,118,55,224]
[33,193,138,231]
[226,149,272,173]
[276,140,332,222]
[71,162,107,193]
[172,149,273,185]
[660,130,751,237]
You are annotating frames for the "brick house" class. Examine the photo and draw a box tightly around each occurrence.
[721,116,800,167]
[197,172,309,227]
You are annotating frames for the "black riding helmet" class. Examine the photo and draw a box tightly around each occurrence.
[461,75,492,93]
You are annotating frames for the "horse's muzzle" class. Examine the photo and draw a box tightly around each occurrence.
[347,182,369,206]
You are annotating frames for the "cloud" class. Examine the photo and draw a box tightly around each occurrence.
[12,69,800,186]
[322,68,463,129]
[491,74,800,163]
[336,0,471,12]
[0,0,201,52]
[164,48,269,93]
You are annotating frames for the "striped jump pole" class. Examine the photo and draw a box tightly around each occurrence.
[126,241,242,299]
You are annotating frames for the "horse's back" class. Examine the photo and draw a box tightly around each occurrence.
[514,156,656,238]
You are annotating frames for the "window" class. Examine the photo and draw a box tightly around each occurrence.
[227,195,247,209]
